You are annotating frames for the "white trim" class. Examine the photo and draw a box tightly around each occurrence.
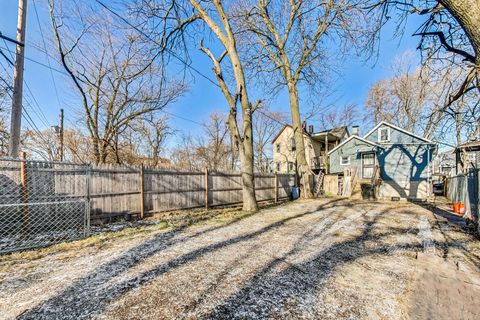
[364,121,434,144]
[340,155,350,165]
[328,135,380,155]
[378,127,390,143]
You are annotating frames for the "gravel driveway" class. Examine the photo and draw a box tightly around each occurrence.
[1,198,479,319]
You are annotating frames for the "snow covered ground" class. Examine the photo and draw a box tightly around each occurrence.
[1,198,479,319]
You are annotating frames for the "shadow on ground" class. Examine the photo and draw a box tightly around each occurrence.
[17,198,479,319]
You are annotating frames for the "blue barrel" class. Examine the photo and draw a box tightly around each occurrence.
[291,187,300,199]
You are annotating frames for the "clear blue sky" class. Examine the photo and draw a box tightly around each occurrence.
[0,1,425,143]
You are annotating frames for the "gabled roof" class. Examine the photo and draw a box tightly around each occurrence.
[328,135,381,155]
[271,125,311,144]
[363,121,435,144]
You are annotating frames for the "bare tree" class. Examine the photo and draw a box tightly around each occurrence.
[236,0,372,197]
[0,86,9,156]
[129,115,173,167]
[318,103,358,131]
[365,52,477,143]
[252,105,287,172]
[373,1,480,127]
[139,0,261,211]
[170,112,235,172]
[49,0,186,164]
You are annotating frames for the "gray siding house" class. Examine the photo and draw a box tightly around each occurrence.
[328,122,437,200]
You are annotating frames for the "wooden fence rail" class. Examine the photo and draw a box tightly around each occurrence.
[0,159,295,223]
[88,165,295,221]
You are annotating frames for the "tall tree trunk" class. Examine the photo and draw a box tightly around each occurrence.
[287,82,313,198]
[238,130,258,212]
[441,0,480,90]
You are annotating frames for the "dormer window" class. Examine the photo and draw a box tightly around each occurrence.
[378,127,390,142]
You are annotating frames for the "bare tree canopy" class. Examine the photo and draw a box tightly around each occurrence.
[373,0,480,130]
[365,51,478,144]
[137,0,262,211]
[48,0,186,164]
[252,105,287,172]
[231,0,374,197]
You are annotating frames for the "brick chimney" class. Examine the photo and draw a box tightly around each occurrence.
[308,125,314,134]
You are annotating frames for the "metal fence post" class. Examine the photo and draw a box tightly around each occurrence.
[19,151,29,237]
[85,164,91,236]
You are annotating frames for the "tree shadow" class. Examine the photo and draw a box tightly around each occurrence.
[206,207,425,319]
[376,144,431,199]
[18,199,344,319]
[414,202,480,270]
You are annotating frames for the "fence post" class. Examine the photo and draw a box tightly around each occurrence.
[274,172,278,203]
[19,151,29,236]
[85,164,91,236]
[204,168,209,209]
[140,164,145,219]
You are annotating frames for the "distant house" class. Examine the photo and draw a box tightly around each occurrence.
[432,150,456,177]
[455,140,480,174]
[271,123,349,174]
[328,122,437,200]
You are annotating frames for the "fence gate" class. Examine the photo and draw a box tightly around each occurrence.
[0,158,90,253]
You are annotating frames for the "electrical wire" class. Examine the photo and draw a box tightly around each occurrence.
[32,0,62,110]
[94,0,291,128]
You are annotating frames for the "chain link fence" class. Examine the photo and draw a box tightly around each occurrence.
[0,158,90,253]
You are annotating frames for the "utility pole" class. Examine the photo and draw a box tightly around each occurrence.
[59,108,64,161]
[8,0,28,158]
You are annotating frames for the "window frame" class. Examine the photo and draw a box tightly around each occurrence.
[290,137,296,151]
[288,161,295,172]
[276,143,281,153]
[378,127,390,143]
[340,156,350,166]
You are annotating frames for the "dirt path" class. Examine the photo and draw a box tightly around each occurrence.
[0,198,479,319]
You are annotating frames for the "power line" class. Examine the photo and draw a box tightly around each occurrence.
[0,77,52,147]
[32,0,62,109]
[0,51,51,130]
[94,0,220,88]
[93,0,291,128]
[0,45,69,76]
[1,39,51,128]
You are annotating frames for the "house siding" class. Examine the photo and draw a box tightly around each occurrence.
[330,123,436,200]
[329,137,377,178]
[367,124,434,199]
[272,126,318,173]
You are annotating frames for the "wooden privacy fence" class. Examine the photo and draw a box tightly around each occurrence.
[1,159,295,224]
[0,157,294,252]
[88,165,295,221]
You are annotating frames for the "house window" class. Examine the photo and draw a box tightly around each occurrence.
[290,138,296,151]
[378,127,390,142]
[340,156,350,165]
[276,143,281,153]
[276,162,281,172]
[288,161,294,172]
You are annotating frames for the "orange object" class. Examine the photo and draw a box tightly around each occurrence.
[452,203,465,214]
